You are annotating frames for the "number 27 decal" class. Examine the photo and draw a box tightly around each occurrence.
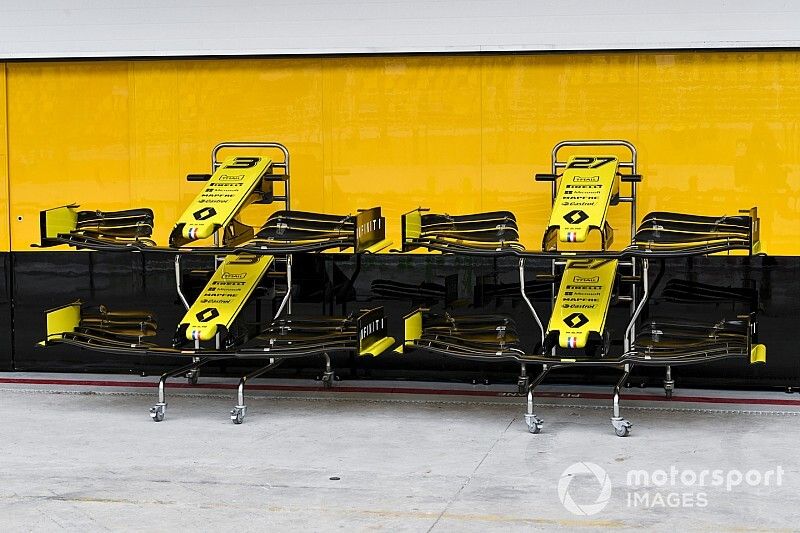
[567,156,615,169]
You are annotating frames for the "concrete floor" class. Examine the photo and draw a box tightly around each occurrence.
[0,375,798,532]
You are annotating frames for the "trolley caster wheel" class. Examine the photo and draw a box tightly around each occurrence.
[611,417,632,437]
[321,371,335,389]
[186,370,199,386]
[615,426,630,437]
[231,406,246,425]
[150,403,166,422]
[664,379,675,400]
[525,414,543,434]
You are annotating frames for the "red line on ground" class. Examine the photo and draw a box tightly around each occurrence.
[1,377,799,407]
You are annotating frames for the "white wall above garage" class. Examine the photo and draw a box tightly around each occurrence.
[1,0,799,59]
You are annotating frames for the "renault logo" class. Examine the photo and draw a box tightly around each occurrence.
[193,207,217,221]
[196,307,220,323]
[564,312,589,328]
[563,210,589,224]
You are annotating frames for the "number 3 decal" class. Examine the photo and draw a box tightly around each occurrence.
[225,156,260,169]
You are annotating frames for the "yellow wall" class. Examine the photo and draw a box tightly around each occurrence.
[3,51,800,253]
[0,64,8,250]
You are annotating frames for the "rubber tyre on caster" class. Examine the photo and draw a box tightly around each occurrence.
[231,407,245,425]
[613,421,631,437]
[525,415,543,434]
[150,406,165,422]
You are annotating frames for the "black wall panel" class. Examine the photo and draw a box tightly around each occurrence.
[0,253,12,371]
[7,251,800,389]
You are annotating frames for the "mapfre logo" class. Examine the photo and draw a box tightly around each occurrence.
[558,462,612,516]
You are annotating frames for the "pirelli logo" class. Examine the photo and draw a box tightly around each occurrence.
[573,275,600,283]
[572,176,600,182]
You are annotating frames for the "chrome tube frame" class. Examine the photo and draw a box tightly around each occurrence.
[236,358,279,407]
[624,258,649,353]
[168,142,293,392]
[518,258,545,348]
[210,143,296,419]
[546,139,643,359]
[525,363,550,433]
[212,141,293,315]
[157,357,213,404]
[613,363,632,419]
[274,254,292,318]
[174,255,191,310]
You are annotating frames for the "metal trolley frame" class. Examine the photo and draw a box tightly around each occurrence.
[402,139,764,436]
[174,141,293,389]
